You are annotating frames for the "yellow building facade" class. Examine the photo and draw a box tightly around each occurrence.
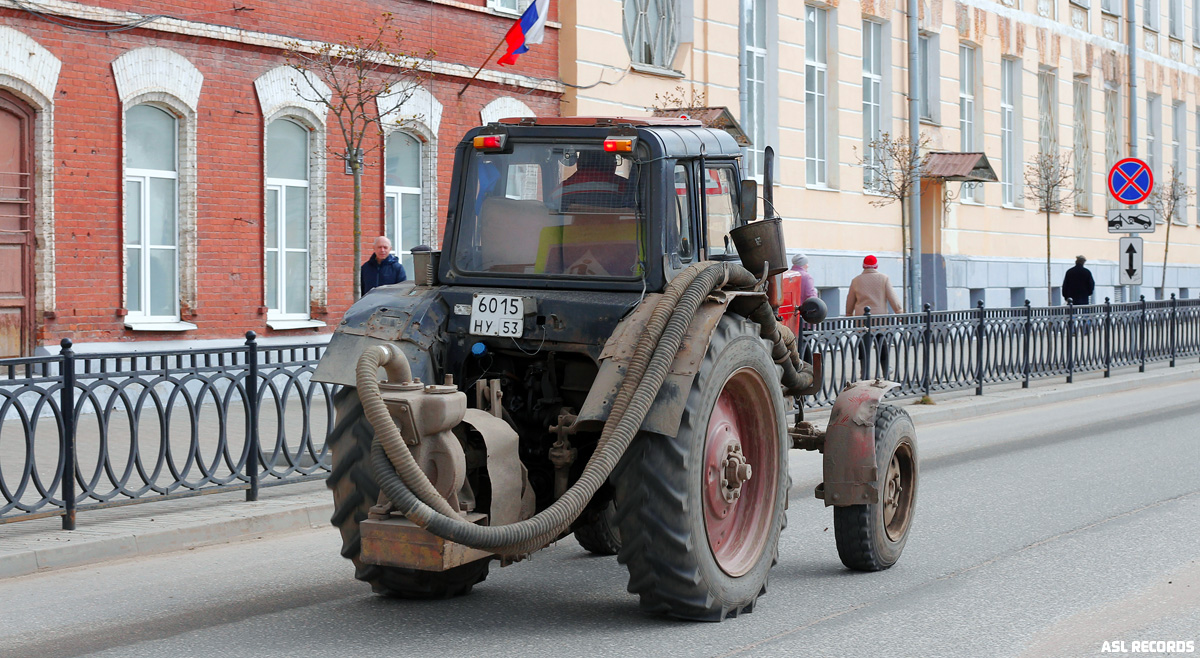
[557,0,1200,311]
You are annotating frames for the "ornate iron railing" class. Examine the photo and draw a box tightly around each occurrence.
[798,295,1200,408]
[0,333,335,528]
[3,296,1198,528]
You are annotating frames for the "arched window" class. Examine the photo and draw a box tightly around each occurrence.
[385,131,422,273]
[265,118,310,319]
[124,103,178,320]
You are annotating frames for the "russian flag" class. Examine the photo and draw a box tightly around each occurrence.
[498,0,550,66]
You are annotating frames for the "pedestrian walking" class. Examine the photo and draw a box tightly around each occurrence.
[1061,255,1095,306]
[361,236,406,296]
[846,255,902,378]
[790,253,817,305]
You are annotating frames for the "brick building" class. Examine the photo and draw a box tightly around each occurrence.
[0,0,561,356]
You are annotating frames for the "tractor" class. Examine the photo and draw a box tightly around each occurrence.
[310,117,918,621]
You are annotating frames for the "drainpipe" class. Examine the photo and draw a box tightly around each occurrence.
[908,0,923,311]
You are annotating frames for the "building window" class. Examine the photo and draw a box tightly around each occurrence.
[624,0,677,68]
[805,5,828,187]
[1001,59,1019,206]
[124,104,179,321]
[918,34,934,121]
[488,0,531,14]
[1194,0,1200,42]
[1195,109,1200,224]
[863,20,884,192]
[1038,68,1057,155]
[743,0,768,178]
[1170,0,1184,36]
[1173,101,1186,223]
[386,131,423,274]
[1146,0,1160,30]
[959,44,978,202]
[1102,0,1122,15]
[1073,77,1091,214]
[265,118,310,319]
[1105,83,1121,210]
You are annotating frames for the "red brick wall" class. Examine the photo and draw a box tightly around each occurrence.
[1,0,559,346]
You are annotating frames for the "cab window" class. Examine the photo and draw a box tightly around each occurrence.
[705,166,740,257]
[672,164,693,261]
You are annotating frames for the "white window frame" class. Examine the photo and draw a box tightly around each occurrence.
[385,132,424,276]
[264,118,311,322]
[1001,59,1019,206]
[124,106,180,325]
[1038,68,1058,155]
[1073,77,1092,214]
[918,33,939,123]
[1194,0,1200,42]
[1148,95,1162,205]
[1102,0,1122,16]
[960,44,979,202]
[862,20,884,193]
[805,5,828,187]
[1171,0,1184,36]
[1195,109,1200,224]
[1146,0,1161,31]
[742,0,769,179]
[487,0,531,16]
[624,0,678,69]
[1105,83,1122,210]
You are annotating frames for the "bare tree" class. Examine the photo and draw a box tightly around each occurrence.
[1023,149,1074,303]
[285,13,430,299]
[853,132,930,311]
[649,85,710,120]
[1147,165,1194,293]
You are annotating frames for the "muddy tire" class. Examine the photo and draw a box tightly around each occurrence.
[327,387,489,598]
[613,315,788,621]
[574,501,621,555]
[833,403,917,571]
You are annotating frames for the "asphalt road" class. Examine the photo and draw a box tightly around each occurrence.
[2,380,1198,658]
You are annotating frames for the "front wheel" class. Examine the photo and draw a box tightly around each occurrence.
[833,403,918,571]
[613,315,788,621]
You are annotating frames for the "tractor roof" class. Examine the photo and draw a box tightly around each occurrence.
[486,116,743,159]
[496,116,702,128]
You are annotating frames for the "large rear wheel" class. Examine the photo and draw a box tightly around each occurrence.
[833,403,917,571]
[613,315,788,621]
[327,387,489,598]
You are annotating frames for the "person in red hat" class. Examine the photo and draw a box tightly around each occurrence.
[846,255,902,316]
[846,254,902,378]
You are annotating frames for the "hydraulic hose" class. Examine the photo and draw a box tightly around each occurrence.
[362,261,811,555]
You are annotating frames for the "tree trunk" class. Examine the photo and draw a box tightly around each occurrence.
[1046,209,1053,305]
[353,159,363,301]
[1162,207,1173,293]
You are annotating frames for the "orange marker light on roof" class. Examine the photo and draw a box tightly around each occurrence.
[473,135,506,150]
[603,138,634,152]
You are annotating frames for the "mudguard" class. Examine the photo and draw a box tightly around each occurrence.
[575,290,768,437]
[821,379,898,507]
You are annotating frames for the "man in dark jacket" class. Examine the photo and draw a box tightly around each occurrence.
[361,236,406,295]
[1061,255,1095,305]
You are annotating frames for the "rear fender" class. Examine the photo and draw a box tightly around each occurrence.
[821,379,898,507]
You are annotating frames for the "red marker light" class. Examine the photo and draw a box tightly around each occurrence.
[603,138,634,152]
[473,135,505,150]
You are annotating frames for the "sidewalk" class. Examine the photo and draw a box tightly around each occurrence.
[2,359,1197,580]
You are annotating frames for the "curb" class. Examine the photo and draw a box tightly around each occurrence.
[1,492,332,580]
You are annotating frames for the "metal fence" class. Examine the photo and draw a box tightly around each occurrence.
[3,295,1198,528]
[0,333,335,529]
[800,295,1200,408]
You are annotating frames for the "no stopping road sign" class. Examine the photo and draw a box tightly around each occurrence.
[1108,158,1154,205]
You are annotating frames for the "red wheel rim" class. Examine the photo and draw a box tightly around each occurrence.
[702,367,779,577]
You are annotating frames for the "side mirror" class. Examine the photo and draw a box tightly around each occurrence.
[739,179,758,223]
[799,297,828,325]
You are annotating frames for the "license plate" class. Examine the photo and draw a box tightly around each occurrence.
[470,294,523,337]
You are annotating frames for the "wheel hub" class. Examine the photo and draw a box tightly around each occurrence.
[720,444,753,503]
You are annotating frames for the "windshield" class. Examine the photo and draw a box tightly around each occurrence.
[453,141,644,278]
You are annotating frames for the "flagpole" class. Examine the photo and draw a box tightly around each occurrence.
[458,36,507,97]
